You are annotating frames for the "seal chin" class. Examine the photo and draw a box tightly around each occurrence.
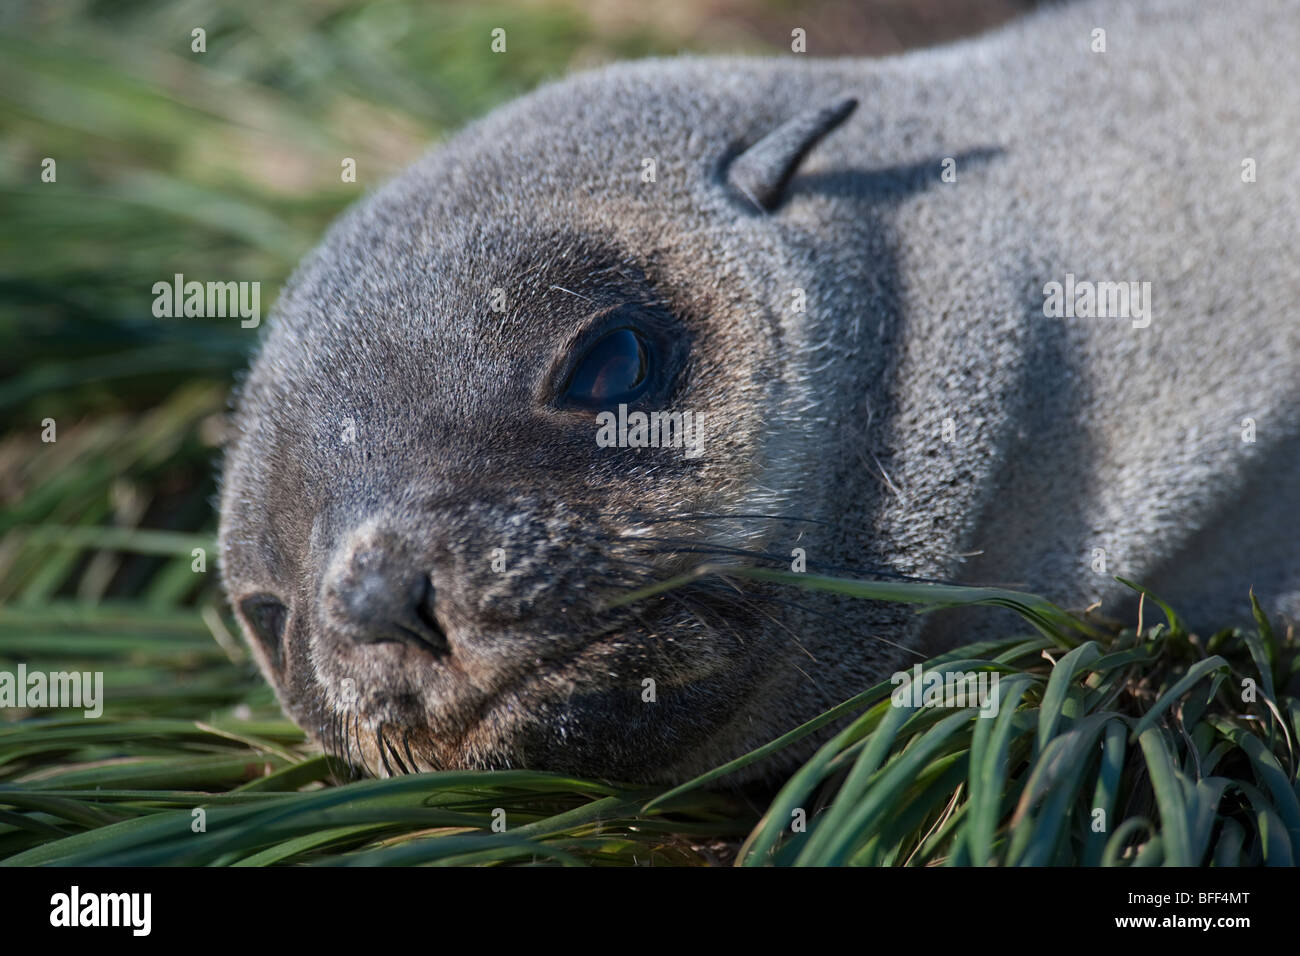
[307,616,752,781]
[332,683,740,783]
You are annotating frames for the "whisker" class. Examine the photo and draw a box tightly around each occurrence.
[384,728,411,775]
[400,730,420,774]
[598,511,831,527]
[376,724,394,776]
[613,536,959,584]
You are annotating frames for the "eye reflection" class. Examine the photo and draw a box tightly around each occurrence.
[562,328,650,408]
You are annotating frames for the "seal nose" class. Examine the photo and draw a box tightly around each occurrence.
[346,568,448,653]
[326,545,450,655]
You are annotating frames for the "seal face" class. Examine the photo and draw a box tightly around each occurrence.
[221,1,1300,783]
[218,71,908,781]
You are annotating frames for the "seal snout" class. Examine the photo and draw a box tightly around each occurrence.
[322,533,449,656]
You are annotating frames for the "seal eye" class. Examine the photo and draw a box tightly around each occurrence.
[562,327,650,408]
[239,594,287,672]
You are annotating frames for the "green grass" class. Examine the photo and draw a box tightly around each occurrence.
[1,566,1296,866]
[1,0,682,428]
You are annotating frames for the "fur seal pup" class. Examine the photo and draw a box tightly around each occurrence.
[219,0,1300,783]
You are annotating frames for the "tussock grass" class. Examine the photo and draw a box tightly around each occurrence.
[1,567,1296,866]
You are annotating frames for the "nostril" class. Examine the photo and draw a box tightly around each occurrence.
[338,559,449,656]
[413,577,447,648]
[402,574,450,656]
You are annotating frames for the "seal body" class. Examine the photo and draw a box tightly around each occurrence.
[220,0,1300,782]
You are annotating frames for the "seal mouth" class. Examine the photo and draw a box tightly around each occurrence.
[416,631,643,760]
[314,583,754,777]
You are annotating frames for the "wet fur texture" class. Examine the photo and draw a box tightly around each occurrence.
[220,0,1300,783]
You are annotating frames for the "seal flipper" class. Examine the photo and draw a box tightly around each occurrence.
[726,96,858,212]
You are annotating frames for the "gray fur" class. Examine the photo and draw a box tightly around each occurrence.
[220,0,1300,783]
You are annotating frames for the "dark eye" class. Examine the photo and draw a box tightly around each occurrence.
[239,594,287,672]
[562,328,650,408]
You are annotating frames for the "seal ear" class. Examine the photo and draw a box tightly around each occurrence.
[726,97,858,212]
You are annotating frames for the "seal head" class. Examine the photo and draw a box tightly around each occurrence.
[220,62,937,783]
